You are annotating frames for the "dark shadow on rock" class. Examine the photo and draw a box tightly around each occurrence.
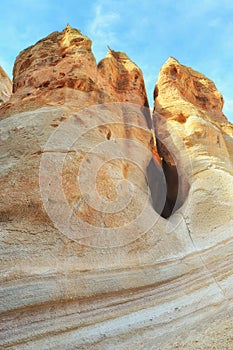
[147,155,184,219]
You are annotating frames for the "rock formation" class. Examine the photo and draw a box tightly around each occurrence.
[0,26,148,119]
[154,57,233,242]
[0,66,12,105]
[0,27,232,349]
[154,56,227,122]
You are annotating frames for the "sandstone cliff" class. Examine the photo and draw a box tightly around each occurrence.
[0,27,232,349]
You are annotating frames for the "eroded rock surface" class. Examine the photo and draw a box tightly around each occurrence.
[154,57,227,122]
[0,29,232,350]
[0,26,148,119]
[0,66,12,105]
[154,57,233,244]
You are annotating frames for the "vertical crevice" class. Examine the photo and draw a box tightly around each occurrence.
[147,140,180,219]
[145,107,187,218]
[160,157,179,218]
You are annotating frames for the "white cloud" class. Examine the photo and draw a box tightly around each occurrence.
[89,3,119,38]
[86,1,120,61]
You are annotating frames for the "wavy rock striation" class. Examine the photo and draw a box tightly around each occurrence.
[0,28,233,349]
[0,66,12,105]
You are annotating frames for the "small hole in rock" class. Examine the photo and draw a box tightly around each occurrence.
[170,66,178,79]
[41,81,50,88]
[106,130,111,140]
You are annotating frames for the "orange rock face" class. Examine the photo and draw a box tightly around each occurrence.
[154,57,227,123]
[98,48,148,105]
[0,26,148,118]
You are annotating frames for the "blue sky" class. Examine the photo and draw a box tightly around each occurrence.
[0,0,233,121]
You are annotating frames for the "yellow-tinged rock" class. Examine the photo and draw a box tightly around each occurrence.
[0,32,232,350]
[154,56,227,122]
[0,66,12,105]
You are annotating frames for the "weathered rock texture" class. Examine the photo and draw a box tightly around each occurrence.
[154,57,233,242]
[0,66,12,105]
[0,25,148,119]
[154,57,227,122]
[0,29,233,350]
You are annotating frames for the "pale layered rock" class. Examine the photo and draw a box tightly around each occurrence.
[0,31,232,350]
[152,57,233,348]
[0,28,164,348]
[0,66,12,105]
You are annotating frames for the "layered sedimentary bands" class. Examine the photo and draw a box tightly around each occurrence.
[0,66,12,105]
[0,26,233,349]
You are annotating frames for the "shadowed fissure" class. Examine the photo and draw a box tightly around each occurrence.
[146,112,185,219]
